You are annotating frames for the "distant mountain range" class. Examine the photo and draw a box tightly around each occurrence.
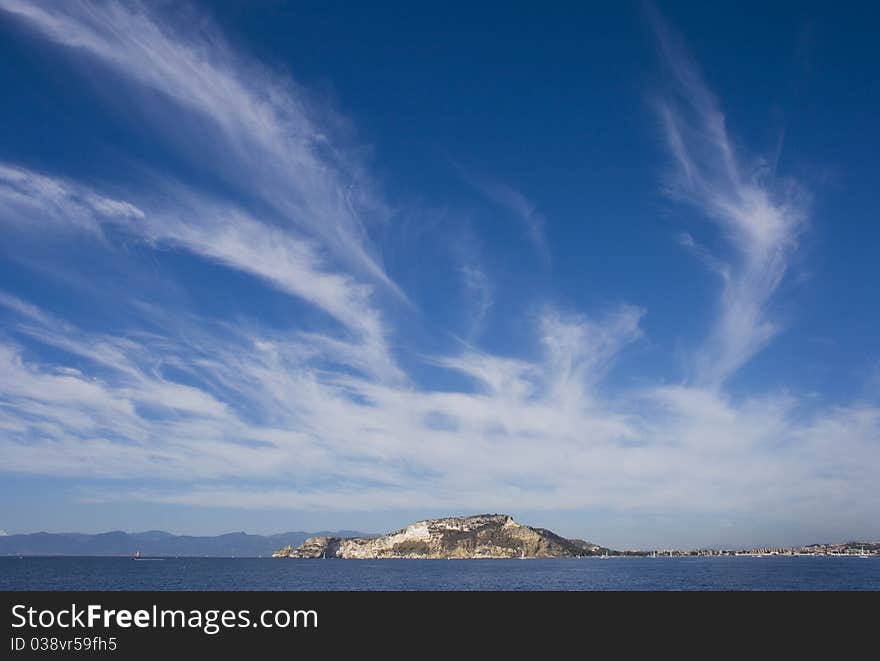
[0,530,371,557]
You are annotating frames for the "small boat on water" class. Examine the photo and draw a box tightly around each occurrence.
[133,550,163,561]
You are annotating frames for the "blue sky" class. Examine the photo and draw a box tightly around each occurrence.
[0,1,878,549]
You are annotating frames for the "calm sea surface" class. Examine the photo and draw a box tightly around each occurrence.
[2,556,878,590]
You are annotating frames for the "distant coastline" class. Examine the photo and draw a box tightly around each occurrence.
[2,516,877,558]
[271,514,880,560]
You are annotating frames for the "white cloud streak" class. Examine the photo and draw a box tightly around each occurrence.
[650,8,808,386]
[459,169,551,263]
[458,265,494,340]
[0,165,402,383]
[0,0,400,295]
[0,163,144,234]
[0,0,407,380]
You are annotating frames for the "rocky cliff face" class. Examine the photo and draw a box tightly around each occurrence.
[272,514,605,559]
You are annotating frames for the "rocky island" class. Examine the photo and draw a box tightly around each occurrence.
[272,514,607,559]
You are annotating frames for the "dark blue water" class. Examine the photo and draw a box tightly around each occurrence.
[2,556,878,590]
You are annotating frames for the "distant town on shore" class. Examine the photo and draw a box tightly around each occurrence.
[612,541,880,558]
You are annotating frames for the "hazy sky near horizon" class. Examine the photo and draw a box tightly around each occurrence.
[0,1,878,549]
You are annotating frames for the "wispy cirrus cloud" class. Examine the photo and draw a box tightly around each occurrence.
[0,290,646,494]
[0,165,402,383]
[0,0,407,380]
[0,0,399,294]
[458,264,494,340]
[0,162,144,234]
[456,165,551,264]
[649,7,808,387]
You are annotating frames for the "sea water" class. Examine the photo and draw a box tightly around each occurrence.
[2,556,878,590]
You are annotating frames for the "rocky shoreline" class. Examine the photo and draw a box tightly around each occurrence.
[272,514,607,559]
